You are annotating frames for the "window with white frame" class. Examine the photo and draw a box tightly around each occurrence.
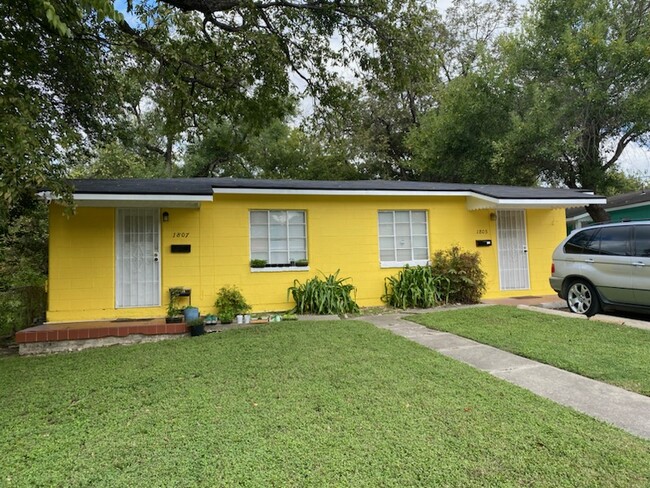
[250,210,307,265]
[378,210,429,266]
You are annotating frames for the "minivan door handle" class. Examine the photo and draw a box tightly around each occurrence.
[632,261,645,267]
[584,258,595,263]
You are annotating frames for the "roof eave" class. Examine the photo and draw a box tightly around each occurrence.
[41,192,212,208]
[466,196,606,211]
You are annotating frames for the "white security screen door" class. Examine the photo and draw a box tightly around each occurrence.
[116,208,161,307]
[497,210,530,290]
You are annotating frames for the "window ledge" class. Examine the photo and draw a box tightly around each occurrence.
[380,260,429,269]
[250,266,310,273]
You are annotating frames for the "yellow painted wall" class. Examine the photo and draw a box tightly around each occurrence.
[47,195,567,321]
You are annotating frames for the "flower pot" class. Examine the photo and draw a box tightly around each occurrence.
[183,306,200,322]
[189,323,205,336]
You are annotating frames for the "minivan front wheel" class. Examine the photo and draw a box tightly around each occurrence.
[566,280,600,316]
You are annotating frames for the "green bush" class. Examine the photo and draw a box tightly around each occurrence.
[288,270,359,315]
[382,265,450,309]
[0,201,48,337]
[430,246,486,304]
[215,286,251,317]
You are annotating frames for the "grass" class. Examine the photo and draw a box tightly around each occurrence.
[409,305,650,396]
[0,320,648,487]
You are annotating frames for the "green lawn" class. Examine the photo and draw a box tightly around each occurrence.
[1,320,649,487]
[409,305,650,396]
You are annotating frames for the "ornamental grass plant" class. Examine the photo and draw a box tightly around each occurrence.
[382,265,450,309]
[288,270,359,315]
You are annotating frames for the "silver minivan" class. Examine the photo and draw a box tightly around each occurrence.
[549,221,650,316]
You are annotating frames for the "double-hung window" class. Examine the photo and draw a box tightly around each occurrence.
[250,210,307,265]
[378,210,429,267]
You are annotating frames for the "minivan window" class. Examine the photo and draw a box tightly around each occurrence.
[598,226,631,256]
[564,228,600,254]
[634,226,650,257]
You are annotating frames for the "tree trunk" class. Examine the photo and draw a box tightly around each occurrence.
[585,203,609,223]
[165,136,174,176]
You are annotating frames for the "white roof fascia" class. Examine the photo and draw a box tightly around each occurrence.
[213,187,606,209]
[466,195,606,211]
[212,188,474,197]
[40,192,211,208]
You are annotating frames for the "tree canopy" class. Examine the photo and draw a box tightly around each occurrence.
[3,0,650,214]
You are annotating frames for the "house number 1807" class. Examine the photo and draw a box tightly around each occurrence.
[172,232,190,238]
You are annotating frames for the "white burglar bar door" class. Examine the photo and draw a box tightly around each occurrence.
[497,210,530,291]
[116,208,161,307]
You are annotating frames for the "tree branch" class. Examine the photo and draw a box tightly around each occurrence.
[604,128,637,171]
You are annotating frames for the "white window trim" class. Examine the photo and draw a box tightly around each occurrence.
[380,260,430,269]
[378,210,430,267]
[250,266,310,273]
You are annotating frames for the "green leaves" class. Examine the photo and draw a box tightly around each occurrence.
[382,247,486,310]
[288,270,359,315]
[430,246,486,304]
[214,286,251,317]
[382,265,450,310]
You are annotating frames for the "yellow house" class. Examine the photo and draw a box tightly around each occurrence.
[45,178,605,322]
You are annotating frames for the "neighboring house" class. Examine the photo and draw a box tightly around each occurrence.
[43,178,604,322]
[566,189,650,231]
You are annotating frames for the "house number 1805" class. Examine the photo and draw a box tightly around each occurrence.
[172,232,190,238]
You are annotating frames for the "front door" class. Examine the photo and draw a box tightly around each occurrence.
[115,208,161,308]
[497,210,530,290]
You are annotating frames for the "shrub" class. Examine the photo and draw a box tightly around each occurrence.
[430,246,486,304]
[215,286,251,317]
[382,265,450,309]
[288,270,359,315]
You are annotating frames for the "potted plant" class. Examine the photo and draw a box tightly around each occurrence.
[219,311,235,324]
[250,259,267,268]
[166,288,184,323]
[187,318,205,336]
[215,285,251,324]
[294,259,309,267]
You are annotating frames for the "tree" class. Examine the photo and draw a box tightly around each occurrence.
[183,118,361,180]
[0,1,121,207]
[407,72,538,185]
[400,0,527,184]
[18,0,438,189]
[500,0,650,221]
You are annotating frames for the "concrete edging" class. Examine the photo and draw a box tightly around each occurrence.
[517,304,650,331]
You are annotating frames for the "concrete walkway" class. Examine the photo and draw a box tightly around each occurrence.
[357,313,650,440]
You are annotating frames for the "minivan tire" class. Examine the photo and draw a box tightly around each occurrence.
[566,279,601,316]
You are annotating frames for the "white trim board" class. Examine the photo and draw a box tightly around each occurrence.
[40,192,211,208]
[214,188,605,210]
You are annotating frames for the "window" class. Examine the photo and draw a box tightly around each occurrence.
[634,226,650,257]
[378,211,429,266]
[250,210,307,265]
[598,226,631,256]
[564,228,600,255]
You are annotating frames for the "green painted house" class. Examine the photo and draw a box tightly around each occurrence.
[566,190,650,231]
